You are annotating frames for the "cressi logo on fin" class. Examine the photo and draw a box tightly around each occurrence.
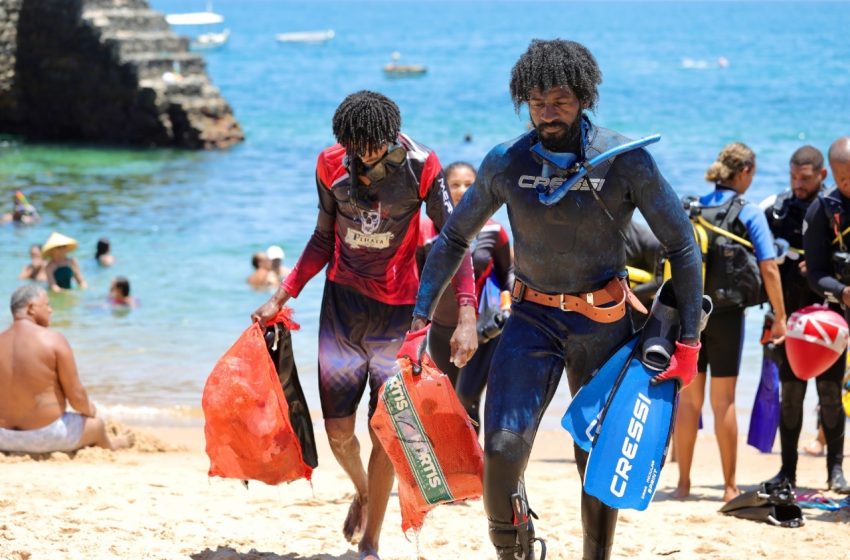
[583,360,676,511]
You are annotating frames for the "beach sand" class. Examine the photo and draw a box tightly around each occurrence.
[1,423,848,560]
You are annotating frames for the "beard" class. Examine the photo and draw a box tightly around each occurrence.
[535,115,582,153]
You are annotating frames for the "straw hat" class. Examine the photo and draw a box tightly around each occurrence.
[42,231,79,257]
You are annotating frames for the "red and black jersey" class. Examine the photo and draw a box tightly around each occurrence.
[283,134,475,307]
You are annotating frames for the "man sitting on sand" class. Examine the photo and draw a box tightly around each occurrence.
[0,285,133,454]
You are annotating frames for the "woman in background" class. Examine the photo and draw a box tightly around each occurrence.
[417,161,513,430]
[43,232,88,292]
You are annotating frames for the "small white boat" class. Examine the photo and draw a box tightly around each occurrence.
[275,29,335,43]
[383,64,427,77]
[192,28,230,50]
[382,51,427,78]
[167,2,228,50]
[165,11,224,26]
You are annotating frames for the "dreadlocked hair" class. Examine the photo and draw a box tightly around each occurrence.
[332,90,401,156]
[509,39,602,113]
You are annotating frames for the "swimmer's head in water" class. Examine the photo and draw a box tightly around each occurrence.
[509,39,602,114]
[332,90,401,160]
[111,276,131,298]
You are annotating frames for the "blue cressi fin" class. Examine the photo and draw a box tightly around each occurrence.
[561,334,640,452]
[583,358,677,511]
[537,134,662,207]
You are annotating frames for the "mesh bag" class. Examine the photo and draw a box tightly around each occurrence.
[202,308,311,485]
[371,329,483,532]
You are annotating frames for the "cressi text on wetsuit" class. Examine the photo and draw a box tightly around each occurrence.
[414,121,702,559]
[283,134,475,418]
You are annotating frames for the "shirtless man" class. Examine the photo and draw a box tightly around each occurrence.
[0,285,133,453]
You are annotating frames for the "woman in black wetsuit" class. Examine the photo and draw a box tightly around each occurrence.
[417,162,514,428]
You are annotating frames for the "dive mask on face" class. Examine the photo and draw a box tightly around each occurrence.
[357,144,407,183]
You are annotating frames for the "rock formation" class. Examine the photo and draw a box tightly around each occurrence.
[0,0,243,149]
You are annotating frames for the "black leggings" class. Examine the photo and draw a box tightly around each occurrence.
[456,334,501,431]
[428,321,460,386]
[778,345,846,477]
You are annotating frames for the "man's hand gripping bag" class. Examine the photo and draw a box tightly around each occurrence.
[202,309,311,485]
[370,328,484,533]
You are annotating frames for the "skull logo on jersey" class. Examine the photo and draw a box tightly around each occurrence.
[359,203,383,234]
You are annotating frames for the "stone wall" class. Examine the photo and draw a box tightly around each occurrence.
[0,0,23,127]
[0,0,242,149]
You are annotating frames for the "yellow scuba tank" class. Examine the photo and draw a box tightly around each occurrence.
[626,265,654,288]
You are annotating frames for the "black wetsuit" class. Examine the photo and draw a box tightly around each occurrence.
[415,121,702,560]
[624,219,664,310]
[799,188,848,481]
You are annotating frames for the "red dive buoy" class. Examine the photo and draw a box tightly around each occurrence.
[786,305,849,380]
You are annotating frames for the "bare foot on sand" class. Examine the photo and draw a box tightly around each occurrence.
[110,432,135,451]
[343,494,367,543]
[723,486,740,502]
[671,482,690,499]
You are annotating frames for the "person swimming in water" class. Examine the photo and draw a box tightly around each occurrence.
[42,232,88,292]
[109,277,136,308]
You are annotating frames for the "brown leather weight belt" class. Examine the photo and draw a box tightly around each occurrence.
[510,277,646,323]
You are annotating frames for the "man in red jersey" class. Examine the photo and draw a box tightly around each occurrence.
[252,91,477,560]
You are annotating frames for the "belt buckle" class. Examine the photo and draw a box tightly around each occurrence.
[559,294,569,311]
[512,281,527,304]
[586,292,594,305]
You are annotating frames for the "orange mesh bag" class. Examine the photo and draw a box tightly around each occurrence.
[202,308,312,485]
[370,327,484,533]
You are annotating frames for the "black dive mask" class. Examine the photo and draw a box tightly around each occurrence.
[352,144,407,184]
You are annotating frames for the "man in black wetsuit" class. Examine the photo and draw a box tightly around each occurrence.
[412,39,703,560]
[801,137,850,494]
[763,146,849,493]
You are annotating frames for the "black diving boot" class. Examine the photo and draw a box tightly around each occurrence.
[491,494,546,560]
[763,469,796,489]
[583,539,612,560]
[827,466,850,494]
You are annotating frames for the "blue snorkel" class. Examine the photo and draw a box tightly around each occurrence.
[532,132,662,207]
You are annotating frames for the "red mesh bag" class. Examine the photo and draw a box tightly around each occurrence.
[370,328,484,533]
[202,308,311,485]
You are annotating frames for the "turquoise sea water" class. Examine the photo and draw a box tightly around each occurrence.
[2,1,849,428]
